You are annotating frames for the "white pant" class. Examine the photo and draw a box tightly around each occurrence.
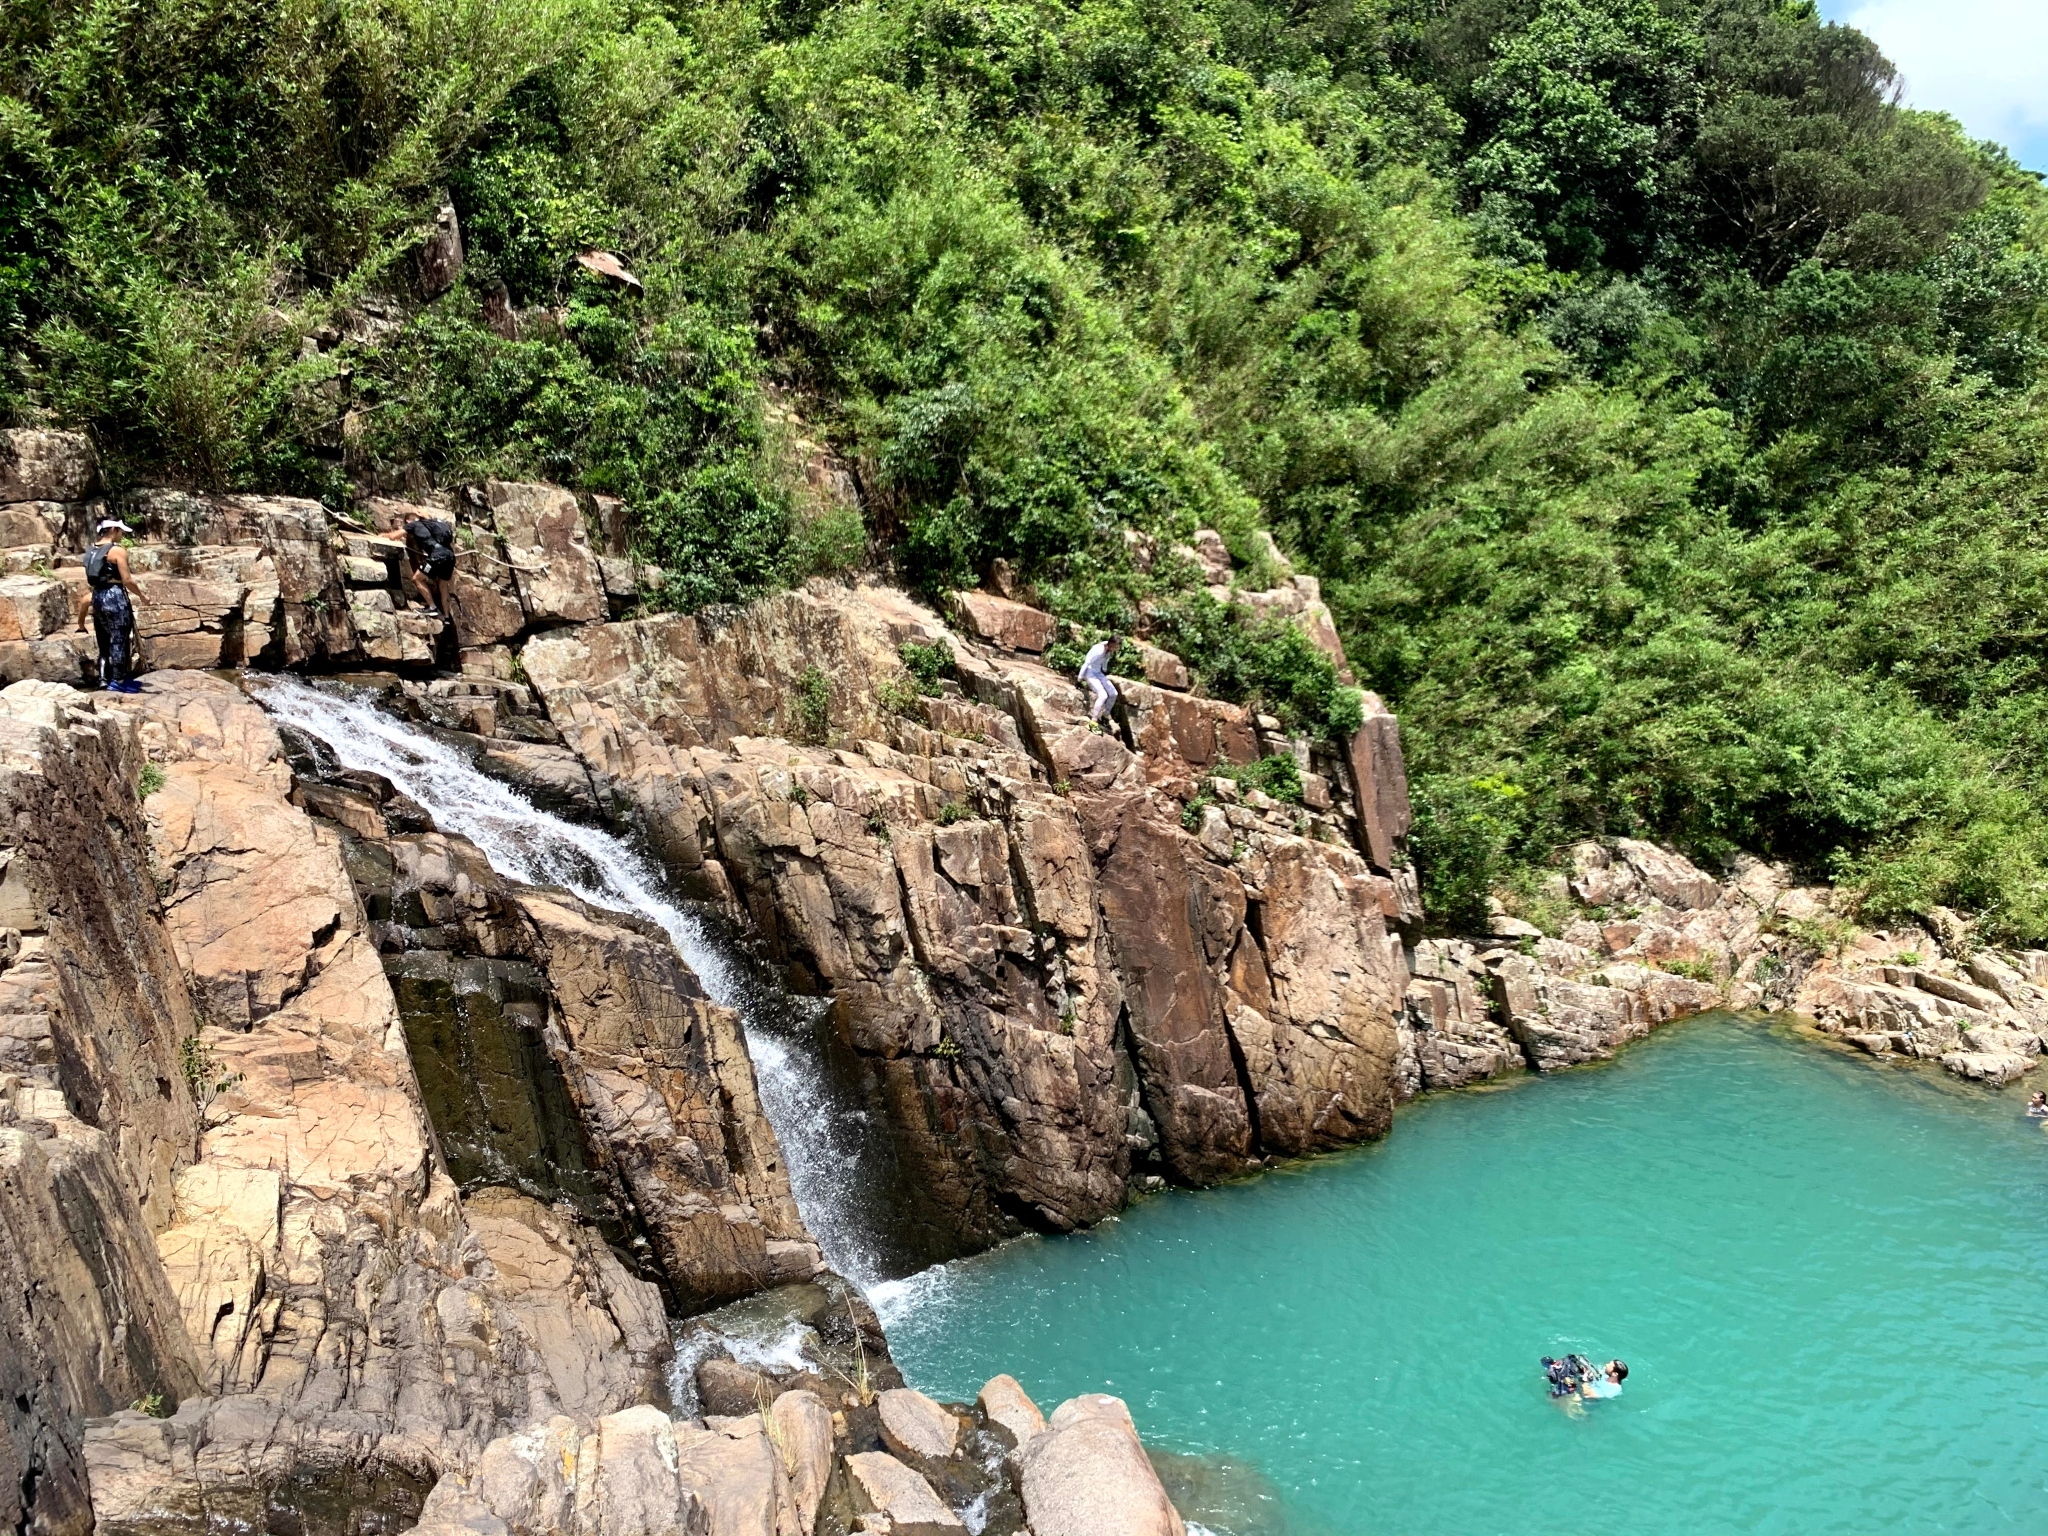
[1084,675,1117,721]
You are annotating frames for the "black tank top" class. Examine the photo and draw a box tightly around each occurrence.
[84,543,122,590]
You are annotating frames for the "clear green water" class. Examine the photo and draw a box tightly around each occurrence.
[877,1016,2048,1535]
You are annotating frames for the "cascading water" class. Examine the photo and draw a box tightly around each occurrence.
[251,675,890,1286]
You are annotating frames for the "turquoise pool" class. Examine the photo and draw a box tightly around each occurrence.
[877,1016,2048,1534]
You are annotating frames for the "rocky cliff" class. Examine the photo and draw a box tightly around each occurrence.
[8,421,2046,1536]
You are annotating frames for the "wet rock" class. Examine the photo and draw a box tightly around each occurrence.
[975,1375,1043,1450]
[877,1388,960,1466]
[698,1358,776,1418]
[1015,1394,1184,1536]
[73,674,670,1535]
[845,1452,963,1535]
[1941,1050,2032,1086]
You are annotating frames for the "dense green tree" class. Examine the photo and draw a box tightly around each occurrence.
[4,0,2048,932]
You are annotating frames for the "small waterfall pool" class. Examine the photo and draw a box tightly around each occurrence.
[878,1016,2048,1535]
[252,676,896,1286]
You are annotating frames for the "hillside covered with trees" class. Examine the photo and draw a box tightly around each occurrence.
[4,0,2045,935]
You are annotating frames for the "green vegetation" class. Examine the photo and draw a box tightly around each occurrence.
[795,664,830,741]
[898,639,953,695]
[137,762,165,797]
[177,1033,242,1127]
[5,0,2046,932]
[1209,754,1306,805]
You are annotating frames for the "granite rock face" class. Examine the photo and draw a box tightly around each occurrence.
[520,580,1418,1262]
[0,681,204,1536]
[0,674,695,1536]
[319,808,815,1314]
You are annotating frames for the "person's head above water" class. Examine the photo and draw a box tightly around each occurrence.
[1605,1360,1628,1382]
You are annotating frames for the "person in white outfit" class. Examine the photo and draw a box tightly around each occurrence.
[1077,635,1122,728]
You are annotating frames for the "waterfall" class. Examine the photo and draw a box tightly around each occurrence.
[252,675,888,1286]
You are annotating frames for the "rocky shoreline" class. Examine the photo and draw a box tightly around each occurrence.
[4,423,2042,1536]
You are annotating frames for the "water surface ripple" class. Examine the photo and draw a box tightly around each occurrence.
[880,1016,2048,1535]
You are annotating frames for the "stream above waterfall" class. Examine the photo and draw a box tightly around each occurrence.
[879,1015,2048,1535]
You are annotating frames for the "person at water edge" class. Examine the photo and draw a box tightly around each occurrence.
[2027,1092,2047,1118]
[78,518,145,693]
[1077,634,1121,728]
[401,506,459,618]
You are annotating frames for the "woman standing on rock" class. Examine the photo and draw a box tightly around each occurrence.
[79,518,145,693]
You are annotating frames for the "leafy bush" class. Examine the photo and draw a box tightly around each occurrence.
[1209,755,1306,805]
[898,640,953,696]
[7,0,2048,937]
[1409,776,1531,936]
[795,665,830,743]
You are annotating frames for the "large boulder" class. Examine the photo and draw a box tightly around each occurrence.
[1015,1394,1184,1536]
[239,496,359,663]
[950,590,1055,653]
[877,1387,961,1468]
[976,1375,1044,1450]
[0,574,72,641]
[0,429,97,503]
[488,480,606,626]
[0,503,60,547]
[769,1390,834,1534]
[133,574,246,671]
[1343,691,1411,874]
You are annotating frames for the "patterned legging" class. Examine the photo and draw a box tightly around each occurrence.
[92,586,135,685]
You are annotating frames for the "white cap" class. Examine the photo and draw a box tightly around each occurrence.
[96,519,135,535]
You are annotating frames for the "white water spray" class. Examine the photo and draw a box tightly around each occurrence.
[253,675,887,1284]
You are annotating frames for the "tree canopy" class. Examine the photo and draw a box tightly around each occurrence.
[4,0,2045,933]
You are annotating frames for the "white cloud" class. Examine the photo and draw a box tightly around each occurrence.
[1837,0,2048,164]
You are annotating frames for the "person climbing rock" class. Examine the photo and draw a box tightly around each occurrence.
[1077,633,1122,730]
[79,518,145,693]
[401,506,459,618]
